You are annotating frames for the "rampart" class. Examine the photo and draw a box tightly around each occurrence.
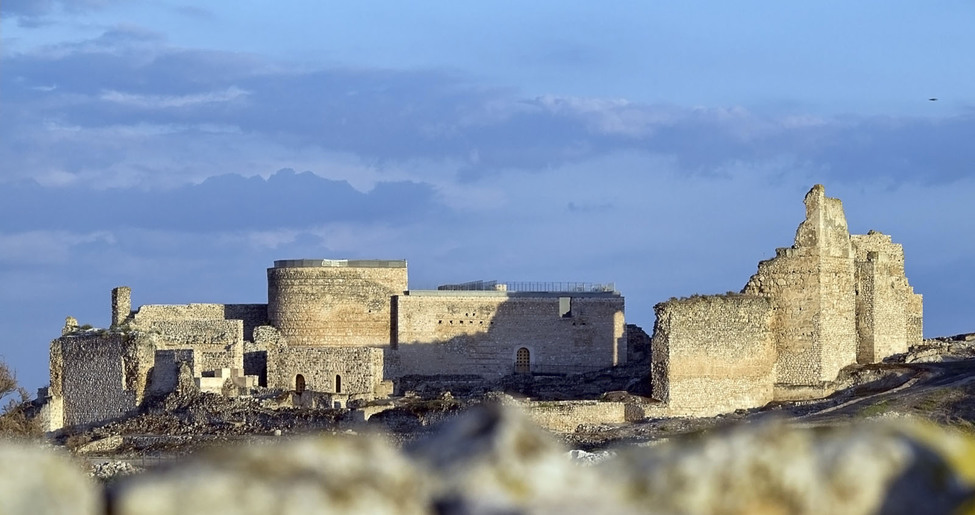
[651,295,775,417]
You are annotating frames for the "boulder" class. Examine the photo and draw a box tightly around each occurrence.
[0,440,101,515]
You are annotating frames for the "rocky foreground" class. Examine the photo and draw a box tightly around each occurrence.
[4,404,975,514]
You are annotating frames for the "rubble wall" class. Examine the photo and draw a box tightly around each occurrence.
[852,232,922,362]
[391,293,625,378]
[52,333,154,429]
[267,262,407,346]
[651,295,775,417]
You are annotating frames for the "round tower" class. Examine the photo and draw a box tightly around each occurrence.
[267,259,407,346]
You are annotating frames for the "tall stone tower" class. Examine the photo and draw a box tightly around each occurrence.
[267,259,408,346]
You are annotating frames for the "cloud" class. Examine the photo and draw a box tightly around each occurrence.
[3,28,974,194]
[4,0,128,26]
[0,170,447,236]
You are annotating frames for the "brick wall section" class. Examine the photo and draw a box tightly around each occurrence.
[391,292,625,378]
[266,344,384,396]
[51,333,154,428]
[267,263,407,346]
[651,295,775,417]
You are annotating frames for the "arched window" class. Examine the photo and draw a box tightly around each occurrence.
[515,347,531,374]
[335,374,342,394]
[295,374,306,394]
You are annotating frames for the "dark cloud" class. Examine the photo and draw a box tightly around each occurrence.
[0,170,446,233]
[3,29,974,190]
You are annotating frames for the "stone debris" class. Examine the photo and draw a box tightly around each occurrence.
[90,460,143,481]
[5,405,975,514]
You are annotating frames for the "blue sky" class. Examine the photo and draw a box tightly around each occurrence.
[2,1,973,391]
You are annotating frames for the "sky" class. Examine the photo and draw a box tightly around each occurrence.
[1,1,973,392]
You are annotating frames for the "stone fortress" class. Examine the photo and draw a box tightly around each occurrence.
[45,185,922,430]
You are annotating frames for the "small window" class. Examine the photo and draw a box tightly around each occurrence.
[295,374,306,394]
[335,374,342,394]
[515,347,530,374]
[559,297,572,318]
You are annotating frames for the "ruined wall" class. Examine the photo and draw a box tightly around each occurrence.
[651,295,775,417]
[851,232,923,362]
[129,303,246,373]
[390,292,625,378]
[148,349,194,396]
[267,260,407,347]
[51,333,154,429]
[266,344,385,396]
[521,400,628,433]
[743,185,857,387]
[111,286,131,328]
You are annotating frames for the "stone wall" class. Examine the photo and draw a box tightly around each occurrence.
[851,232,923,362]
[129,303,247,374]
[743,185,857,387]
[267,260,408,346]
[50,333,154,429]
[651,295,775,417]
[390,292,625,379]
[521,400,628,432]
[266,344,385,397]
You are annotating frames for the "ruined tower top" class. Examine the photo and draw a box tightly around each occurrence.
[793,184,851,258]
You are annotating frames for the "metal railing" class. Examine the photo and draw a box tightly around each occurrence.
[438,280,615,293]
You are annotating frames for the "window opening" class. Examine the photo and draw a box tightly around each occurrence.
[295,374,306,394]
[335,374,342,393]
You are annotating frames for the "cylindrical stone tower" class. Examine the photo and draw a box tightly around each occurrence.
[267,259,407,346]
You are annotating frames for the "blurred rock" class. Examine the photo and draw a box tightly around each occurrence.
[408,404,609,514]
[601,418,975,515]
[109,435,430,515]
[0,440,101,515]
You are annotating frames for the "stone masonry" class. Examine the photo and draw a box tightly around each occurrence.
[48,261,625,430]
[651,185,922,416]
[47,185,922,429]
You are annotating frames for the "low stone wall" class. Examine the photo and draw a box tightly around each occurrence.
[520,400,628,433]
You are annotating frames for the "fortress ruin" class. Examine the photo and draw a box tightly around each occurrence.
[651,185,923,416]
[44,185,922,430]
